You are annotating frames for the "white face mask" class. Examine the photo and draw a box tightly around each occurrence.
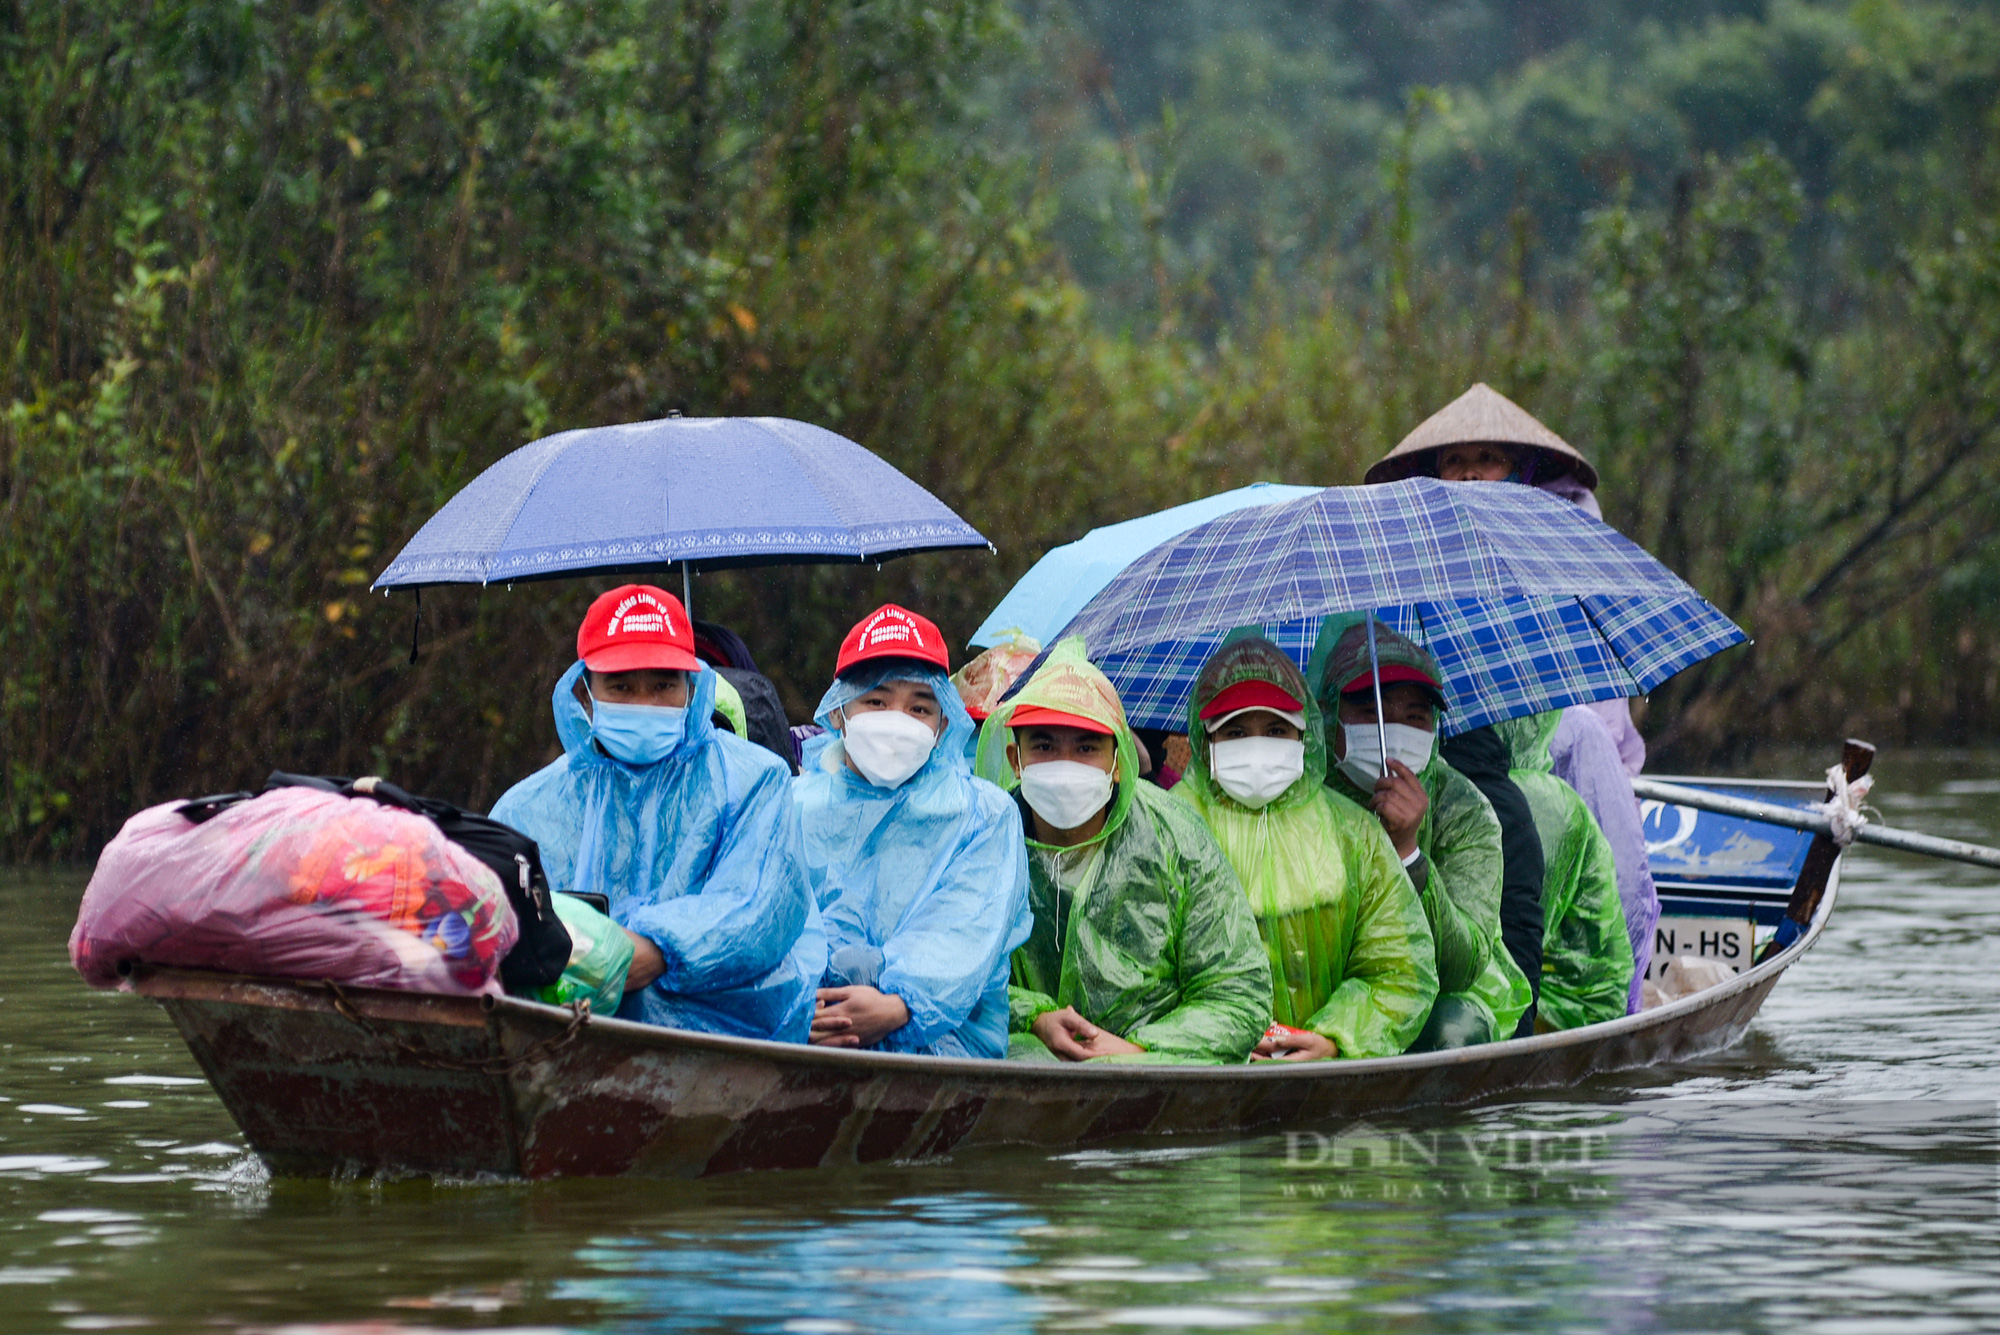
[841,709,938,789]
[1336,721,1436,790]
[1209,736,1306,809]
[1017,760,1114,832]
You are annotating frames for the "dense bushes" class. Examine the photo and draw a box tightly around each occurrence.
[5,0,1999,858]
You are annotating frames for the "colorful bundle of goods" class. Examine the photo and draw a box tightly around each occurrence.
[72,787,518,995]
[950,631,1043,720]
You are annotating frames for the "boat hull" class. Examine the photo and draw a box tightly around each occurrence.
[133,877,1835,1180]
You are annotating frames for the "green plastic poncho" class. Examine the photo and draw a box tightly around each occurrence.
[1494,711,1634,1030]
[1172,637,1437,1059]
[711,674,748,739]
[1310,618,1533,1045]
[973,638,1272,1064]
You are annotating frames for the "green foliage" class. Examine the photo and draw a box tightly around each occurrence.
[6,0,2000,858]
[1014,0,2000,759]
[0,0,1080,856]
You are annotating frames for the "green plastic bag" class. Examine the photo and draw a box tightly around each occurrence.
[533,892,634,1013]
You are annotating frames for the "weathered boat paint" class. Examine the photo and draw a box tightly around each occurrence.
[130,871,1838,1180]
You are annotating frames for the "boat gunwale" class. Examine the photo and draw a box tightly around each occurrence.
[130,862,1838,1086]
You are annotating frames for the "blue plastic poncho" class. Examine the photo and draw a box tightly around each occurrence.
[491,661,815,1041]
[792,661,1032,1059]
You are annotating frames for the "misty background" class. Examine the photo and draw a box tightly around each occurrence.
[5,0,1997,855]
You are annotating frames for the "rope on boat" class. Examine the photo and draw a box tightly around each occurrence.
[322,981,591,1074]
[1816,763,1875,847]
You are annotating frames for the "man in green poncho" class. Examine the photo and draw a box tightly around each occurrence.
[1174,636,1437,1060]
[1493,712,1634,1028]
[1309,618,1533,1049]
[973,638,1272,1063]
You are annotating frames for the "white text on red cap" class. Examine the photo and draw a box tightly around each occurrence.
[607,592,677,639]
[858,608,922,648]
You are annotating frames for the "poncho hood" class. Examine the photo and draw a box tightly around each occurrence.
[1181,635,1326,813]
[974,637,1142,847]
[553,658,720,769]
[1494,711,1561,775]
[1308,614,1449,712]
[812,659,979,801]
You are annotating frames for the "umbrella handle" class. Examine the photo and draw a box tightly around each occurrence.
[1365,614,1388,778]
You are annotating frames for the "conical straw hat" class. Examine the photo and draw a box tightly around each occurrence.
[1364,383,1598,490]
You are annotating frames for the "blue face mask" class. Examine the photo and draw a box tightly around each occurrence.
[590,698,687,765]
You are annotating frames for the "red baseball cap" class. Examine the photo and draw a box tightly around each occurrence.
[577,584,701,673]
[835,604,950,676]
[1198,679,1304,720]
[1338,662,1446,704]
[1009,705,1113,735]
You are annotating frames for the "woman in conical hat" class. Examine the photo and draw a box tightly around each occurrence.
[1370,382,1660,1010]
[974,638,1272,1064]
[1364,381,1599,501]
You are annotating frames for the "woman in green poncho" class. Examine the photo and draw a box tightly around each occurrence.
[1494,711,1634,1029]
[1174,636,1437,1060]
[973,638,1272,1064]
[1309,617,1533,1049]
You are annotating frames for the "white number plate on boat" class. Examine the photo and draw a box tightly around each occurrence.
[1645,916,1757,982]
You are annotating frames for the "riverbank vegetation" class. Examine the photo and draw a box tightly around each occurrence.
[5,0,1998,856]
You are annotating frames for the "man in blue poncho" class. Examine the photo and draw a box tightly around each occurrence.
[492,584,815,1041]
[792,605,1031,1058]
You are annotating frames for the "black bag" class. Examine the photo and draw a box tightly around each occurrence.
[179,773,574,991]
[714,666,801,774]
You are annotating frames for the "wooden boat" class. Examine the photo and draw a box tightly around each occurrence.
[125,774,1845,1181]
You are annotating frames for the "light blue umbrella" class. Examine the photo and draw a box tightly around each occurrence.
[969,482,1321,648]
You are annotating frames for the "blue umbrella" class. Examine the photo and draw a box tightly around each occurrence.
[1049,478,1747,735]
[374,416,988,592]
[969,482,1321,648]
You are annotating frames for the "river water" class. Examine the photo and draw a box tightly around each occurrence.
[3,750,1997,1333]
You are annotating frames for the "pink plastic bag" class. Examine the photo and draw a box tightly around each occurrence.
[71,787,518,995]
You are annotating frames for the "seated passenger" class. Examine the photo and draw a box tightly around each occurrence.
[1173,636,1437,1060]
[1550,704,1657,1012]
[973,638,1270,1064]
[1311,617,1533,1048]
[1492,712,1634,1029]
[491,585,814,1041]
[793,605,1031,1058]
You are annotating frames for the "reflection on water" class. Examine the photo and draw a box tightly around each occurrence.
[3,749,2000,1333]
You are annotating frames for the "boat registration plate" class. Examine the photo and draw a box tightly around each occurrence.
[1645,915,1757,982]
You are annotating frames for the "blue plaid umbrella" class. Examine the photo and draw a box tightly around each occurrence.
[1051,478,1746,735]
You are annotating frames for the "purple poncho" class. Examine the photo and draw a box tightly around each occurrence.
[1551,705,1658,1012]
